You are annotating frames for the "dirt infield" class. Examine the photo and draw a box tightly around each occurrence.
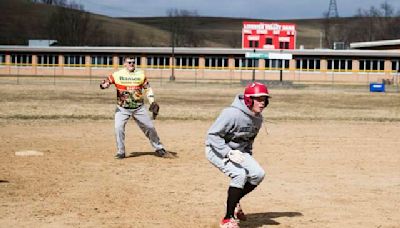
[0,81,399,227]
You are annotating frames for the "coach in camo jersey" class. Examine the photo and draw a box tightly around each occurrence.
[205,82,269,228]
[100,56,168,159]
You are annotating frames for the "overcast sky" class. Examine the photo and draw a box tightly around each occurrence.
[78,0,400,19]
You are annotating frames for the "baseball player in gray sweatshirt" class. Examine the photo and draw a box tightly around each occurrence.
[205,82,270,228]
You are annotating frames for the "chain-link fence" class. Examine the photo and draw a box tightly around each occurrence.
[0,63,399,93]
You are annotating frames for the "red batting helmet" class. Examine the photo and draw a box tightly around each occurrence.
[244,82,270,108]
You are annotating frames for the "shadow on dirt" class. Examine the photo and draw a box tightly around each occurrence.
[240,211,303,227]
[128,151,178,158]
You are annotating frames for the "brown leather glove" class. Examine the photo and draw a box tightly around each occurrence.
[149,102,160,120]
[99,79,110,89]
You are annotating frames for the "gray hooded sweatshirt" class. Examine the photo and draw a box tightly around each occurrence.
[205,94,263,157]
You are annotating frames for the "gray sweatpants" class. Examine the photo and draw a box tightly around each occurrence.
[115,105,164,155]
[205,146,265,189]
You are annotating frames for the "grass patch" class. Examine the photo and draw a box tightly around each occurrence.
[0,79,399,122]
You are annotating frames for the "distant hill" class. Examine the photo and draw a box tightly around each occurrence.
[0,0,171,47]
[123,17,330,49]
[0,0,349,49]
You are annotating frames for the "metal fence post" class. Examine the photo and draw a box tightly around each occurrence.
[195,67,197,87]
[160,68,163,86]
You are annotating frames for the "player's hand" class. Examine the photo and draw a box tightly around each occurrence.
[228,150,245,164]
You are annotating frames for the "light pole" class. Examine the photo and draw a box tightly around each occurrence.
[279,59,283,82]
[170,29,176,81]
[252,48,256,81]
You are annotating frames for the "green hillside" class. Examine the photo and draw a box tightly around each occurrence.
[1,0,337,48]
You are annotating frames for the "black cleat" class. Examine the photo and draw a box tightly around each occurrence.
[155,149,176,158]
[155,149,168,157]
[114,153,125,159]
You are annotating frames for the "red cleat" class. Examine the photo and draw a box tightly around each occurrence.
[220,217,240,228]
[234,203,247,221]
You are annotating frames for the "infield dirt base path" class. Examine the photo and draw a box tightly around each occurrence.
[1,119,399,228]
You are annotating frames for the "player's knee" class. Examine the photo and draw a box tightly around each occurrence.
[252,169,265,185]
[231,169,247,188]
[115,124,125,132]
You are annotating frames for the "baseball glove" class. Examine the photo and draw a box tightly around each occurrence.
[149,102,160,120]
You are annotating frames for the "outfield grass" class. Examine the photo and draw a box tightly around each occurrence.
[0,78,399,122]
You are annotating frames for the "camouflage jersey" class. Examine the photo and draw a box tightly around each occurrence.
[107,68,154,109]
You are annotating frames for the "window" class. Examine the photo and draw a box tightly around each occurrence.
[327,59,352,72]
[265,38,273,45]
[0,53,5,65]
[64,55,85,67]
[235,58,258,70]
[359,59,384,72]
[11,54,32,66]
[279,42,289,49]
[205,56,228,69]
[249,40,259,48]
[146,56,169,69]
[37,54,59,67]
[174,56,199,69]
[119,56,141,66]
[265,59,289,70]
[392,60,400,72]
[92,55,113,67]
[296,58,320,71]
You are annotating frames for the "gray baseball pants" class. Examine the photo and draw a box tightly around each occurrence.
[115,105,164,155]
[205,146,265,189]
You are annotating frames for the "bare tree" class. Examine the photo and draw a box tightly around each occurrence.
[47,1,104,46]
[166,8,203,47]
[346,3,398,42]
[30,0,67,6]
[166,8,202,80]
[323,1,400,48]
[381,1,394,17]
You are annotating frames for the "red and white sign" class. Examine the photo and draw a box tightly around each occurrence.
[242,21,296,50]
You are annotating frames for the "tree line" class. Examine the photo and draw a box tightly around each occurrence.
[31,0,400,48]
[30,0,203,47]
[323,1,400,49]
[30,0,105,46]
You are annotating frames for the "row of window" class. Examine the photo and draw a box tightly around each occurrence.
[6,54,141,67]
[297,59,387,72]
[0,53,396,72]
[248,40,290,49]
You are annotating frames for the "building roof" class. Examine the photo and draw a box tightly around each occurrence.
[350,39,400,49]
[1,45,400,57]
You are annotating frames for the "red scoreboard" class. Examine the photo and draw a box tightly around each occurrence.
[242,21,296,50]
